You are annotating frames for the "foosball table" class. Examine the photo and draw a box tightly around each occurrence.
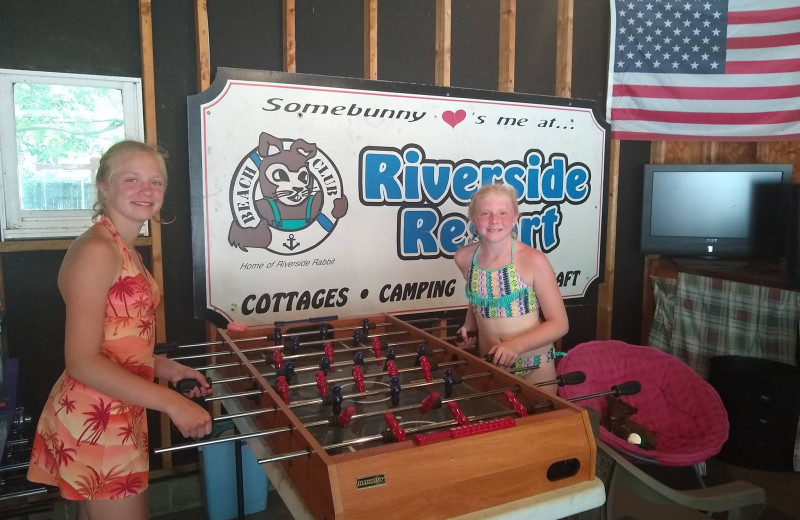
[158,313,605,520]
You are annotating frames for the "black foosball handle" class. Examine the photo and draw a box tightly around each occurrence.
[274,315,338,327]
[556,371,586,386]
[611,380,641,396]
[173,377,213,398]
[170,378,213,441]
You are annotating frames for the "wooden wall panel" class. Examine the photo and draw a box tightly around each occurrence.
[762,142,800,182]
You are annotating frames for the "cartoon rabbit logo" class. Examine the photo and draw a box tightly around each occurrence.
[228,131,349,254]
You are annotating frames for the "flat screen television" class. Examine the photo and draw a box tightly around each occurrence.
[640,163,794,259]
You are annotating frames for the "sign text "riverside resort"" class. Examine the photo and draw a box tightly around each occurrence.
[360,145,591,258]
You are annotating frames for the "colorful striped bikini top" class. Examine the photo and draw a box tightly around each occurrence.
[465,241,538,318]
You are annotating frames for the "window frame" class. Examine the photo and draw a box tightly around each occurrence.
[0,69,145,240]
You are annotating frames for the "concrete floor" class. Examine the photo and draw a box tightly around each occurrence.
[2,457,798,520]
[147,458,800,520]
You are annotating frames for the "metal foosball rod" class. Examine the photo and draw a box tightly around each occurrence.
[203,344,446,392]
[164,322,457,363]
[205,341,578,405]
[153,317,390,355]
[190,343,447,406]
[154,424,294,454]
[259,378,644,462]
[158,379,561,455]
[156,374,626,464]
[213,369,586,424]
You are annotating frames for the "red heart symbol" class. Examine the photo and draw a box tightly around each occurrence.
[442,109,466,128]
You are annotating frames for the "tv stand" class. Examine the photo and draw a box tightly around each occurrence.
[668,257,750,270]
[641,255,791,343]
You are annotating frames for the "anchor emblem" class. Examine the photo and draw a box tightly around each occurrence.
[284,233,300,251]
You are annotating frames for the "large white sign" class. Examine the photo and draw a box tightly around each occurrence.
[188,69,609,325]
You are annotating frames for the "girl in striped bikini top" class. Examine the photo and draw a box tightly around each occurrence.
[465,241,538,319]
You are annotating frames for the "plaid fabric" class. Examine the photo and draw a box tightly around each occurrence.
[648,273,800,471]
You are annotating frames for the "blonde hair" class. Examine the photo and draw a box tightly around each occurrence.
[467,183,520,222]
[93,140,167,218]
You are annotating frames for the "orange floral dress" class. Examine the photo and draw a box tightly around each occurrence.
[27,216,160,500]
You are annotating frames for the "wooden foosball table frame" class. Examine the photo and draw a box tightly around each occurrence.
[208,313,599,520]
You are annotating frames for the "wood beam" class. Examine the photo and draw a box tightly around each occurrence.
[364,0,378,79]
[140,0,171,469]
[138,0,164,344]
[284,0,297,73]
[555,0,573,98]
[435,0,451,86]
[595,139,620,339]
[195,0,211,91]
[498,0,516,92]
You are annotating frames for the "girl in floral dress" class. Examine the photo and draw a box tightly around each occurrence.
[27,141,212,520]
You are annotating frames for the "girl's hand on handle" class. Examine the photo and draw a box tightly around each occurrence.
[167,394,212,439]
[488,341,519,368]
[172,370,213,400]
[158,357,213,400]
[456,326,477,346]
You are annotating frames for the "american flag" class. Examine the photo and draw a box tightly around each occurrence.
[608,0,800,140]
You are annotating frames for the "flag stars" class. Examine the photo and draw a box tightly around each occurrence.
[614,0,727,74]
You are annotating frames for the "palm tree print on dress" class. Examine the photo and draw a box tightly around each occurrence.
[78,398,112,445]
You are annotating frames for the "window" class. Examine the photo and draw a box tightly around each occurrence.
[0,69,144,240]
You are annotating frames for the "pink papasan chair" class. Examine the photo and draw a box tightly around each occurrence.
[556,340,728,467]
